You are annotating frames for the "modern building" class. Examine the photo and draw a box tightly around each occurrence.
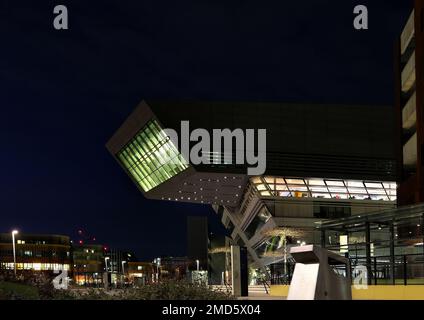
[106,100,397,276]
[105,249,135,286]
[156,256,191,281]
[0,231,149,288]
[72,243,105,286]
[187,216,233,284]
[208,233,232,285]
[127,261,154,285]
[187,216,209,271]
[0,233,71,273]
[395,0,424,205]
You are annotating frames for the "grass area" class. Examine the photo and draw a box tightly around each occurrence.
[0,281,40,300]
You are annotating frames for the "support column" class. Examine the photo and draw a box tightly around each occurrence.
[321,229,326,248]
[390,221,395,285]
[422,214,424,256]
[365,222,372,286]
[231,245,248,297]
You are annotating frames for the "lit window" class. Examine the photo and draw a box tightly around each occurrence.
[325,180,345,187]
[251,177,262,184]
[252,176,396,202]
[264,177,275,184]
[285,179,305,185]
[33,263,41,271]
[365,182,383,189]
[117,120,189,192]
[276,185,288,191]
[307,179,325,186]
[260,191,271,196]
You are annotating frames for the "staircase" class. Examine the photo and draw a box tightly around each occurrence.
[211,284,270,296]
[248,285,270,296]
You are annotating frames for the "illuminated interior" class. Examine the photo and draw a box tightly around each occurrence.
[0,262,70,271]
[251,177,397,201]
[117,120,189,192]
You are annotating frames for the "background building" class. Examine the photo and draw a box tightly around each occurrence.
[395,0,424,206]
[105,249,135,286]
[187,216,233,284]
[157,256,190,281]
[208,233,232,285]
[107,100,397,276]
[0,233,71,273]
[187,216,209,271]
[127,262,154,286]
[72,243,105,286]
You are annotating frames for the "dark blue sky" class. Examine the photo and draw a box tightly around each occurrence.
[0,0,412,260]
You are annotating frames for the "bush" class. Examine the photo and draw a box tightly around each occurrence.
[52,280,233,300]
[114,281,234,300]
[0,276,234,300]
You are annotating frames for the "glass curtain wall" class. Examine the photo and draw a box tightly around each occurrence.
[117,120,188,192]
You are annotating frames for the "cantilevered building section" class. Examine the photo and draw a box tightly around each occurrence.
[395,1,424,205]
[107,100,397,270]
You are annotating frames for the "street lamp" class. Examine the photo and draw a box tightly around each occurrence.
[11,230,18,277]
[104,257,110,272]
[121,260,127,287]
[196,259,200,271]
[121,260,127,274]
[103,256,110,289]
[153,258,161,282]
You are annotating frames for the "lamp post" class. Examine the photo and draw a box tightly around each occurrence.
[104,256,110,272]
[196,259,200,271]
[11,230,18,277]
[153,258,161,282]
[104,256,110,289]
[121,260,127,287]
[121,260,127,274]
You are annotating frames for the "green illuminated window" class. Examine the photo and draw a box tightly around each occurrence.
[117,120,188,192]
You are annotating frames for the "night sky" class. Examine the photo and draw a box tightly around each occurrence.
[0,1,412,260]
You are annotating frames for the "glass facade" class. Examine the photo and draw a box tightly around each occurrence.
[117,120,189,192]
[319,204,424,285]
[251,177,397,201]
[255,236,285,259]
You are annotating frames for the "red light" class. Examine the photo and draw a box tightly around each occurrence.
[79,240,83,245]
[93,237,96,241]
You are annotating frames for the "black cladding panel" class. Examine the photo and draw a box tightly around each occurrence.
[146,101,396,181]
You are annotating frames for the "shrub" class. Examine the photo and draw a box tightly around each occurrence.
[0,277,234,300]
[52,280,233,300]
